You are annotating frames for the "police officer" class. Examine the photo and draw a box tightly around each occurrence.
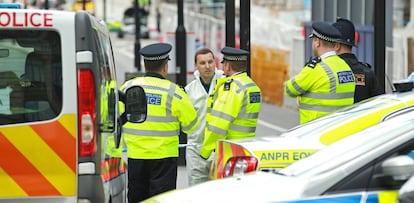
[333,17,383,102]
[285,21,356,124]
[185,48,223,186]
[121,43,199,203]
[200,47,262,160]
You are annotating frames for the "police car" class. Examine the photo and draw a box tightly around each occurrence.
[0,4,146,203]
[209,88,414,180]
[143,107,414,203]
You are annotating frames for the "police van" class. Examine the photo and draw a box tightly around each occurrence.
[0,4,146,203]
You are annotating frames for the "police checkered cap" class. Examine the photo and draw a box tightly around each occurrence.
[309,21,341,43]
[223,55,248,61]
[311,29,339,42]
[140,43,172,61]
[220,46,249,63]
[142,53,170,61]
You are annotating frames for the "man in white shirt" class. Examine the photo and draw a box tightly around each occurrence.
[185,48,223,186]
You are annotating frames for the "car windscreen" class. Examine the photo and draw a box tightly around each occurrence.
[0,30,62,125]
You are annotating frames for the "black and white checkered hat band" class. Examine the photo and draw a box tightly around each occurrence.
[223,55,248,61]
[143,53,169,60]
[312,30,338,42]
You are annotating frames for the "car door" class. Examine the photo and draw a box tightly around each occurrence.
[322,138,414,203]
[0,27,74,201]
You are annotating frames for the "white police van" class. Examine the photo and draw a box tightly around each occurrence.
[0,3,146,203]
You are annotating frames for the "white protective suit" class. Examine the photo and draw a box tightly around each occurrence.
[185,69,223,186]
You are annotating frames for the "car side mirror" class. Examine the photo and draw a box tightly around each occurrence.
[382,155,414,180]
[375,155,414,188]
[115,86,147,148]
[119,85,147,125]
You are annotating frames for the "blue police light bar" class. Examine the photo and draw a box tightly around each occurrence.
[0,3,21,9]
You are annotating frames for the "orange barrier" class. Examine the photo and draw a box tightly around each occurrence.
[251,45,290,106]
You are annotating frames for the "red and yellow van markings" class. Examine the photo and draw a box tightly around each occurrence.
[120,158,126,173]
[0,167,28,196]
[0,116,77,197]
[0,134,61,196]
[58,114,77,139]
[102,158,125,182]
[31,121,76,172]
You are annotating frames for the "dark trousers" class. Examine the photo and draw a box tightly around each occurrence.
[127,157,178,203]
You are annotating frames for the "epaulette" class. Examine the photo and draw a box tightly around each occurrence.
[307,57,321,69]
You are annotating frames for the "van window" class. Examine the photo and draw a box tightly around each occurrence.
[93,28,117,131]
[0,30,62,125]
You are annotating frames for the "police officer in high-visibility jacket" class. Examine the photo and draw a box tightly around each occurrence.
[121,43,199,203]
[200,47,262,160]
[285,21,356,124]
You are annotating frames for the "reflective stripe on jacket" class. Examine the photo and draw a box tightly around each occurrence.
[121,76,199,159]
[285,54,355,124]
[200,72,262,159]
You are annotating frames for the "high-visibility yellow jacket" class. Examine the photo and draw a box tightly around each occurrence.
[285,51,356,124]
[200,72,262,159]
[121,73,199,159]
